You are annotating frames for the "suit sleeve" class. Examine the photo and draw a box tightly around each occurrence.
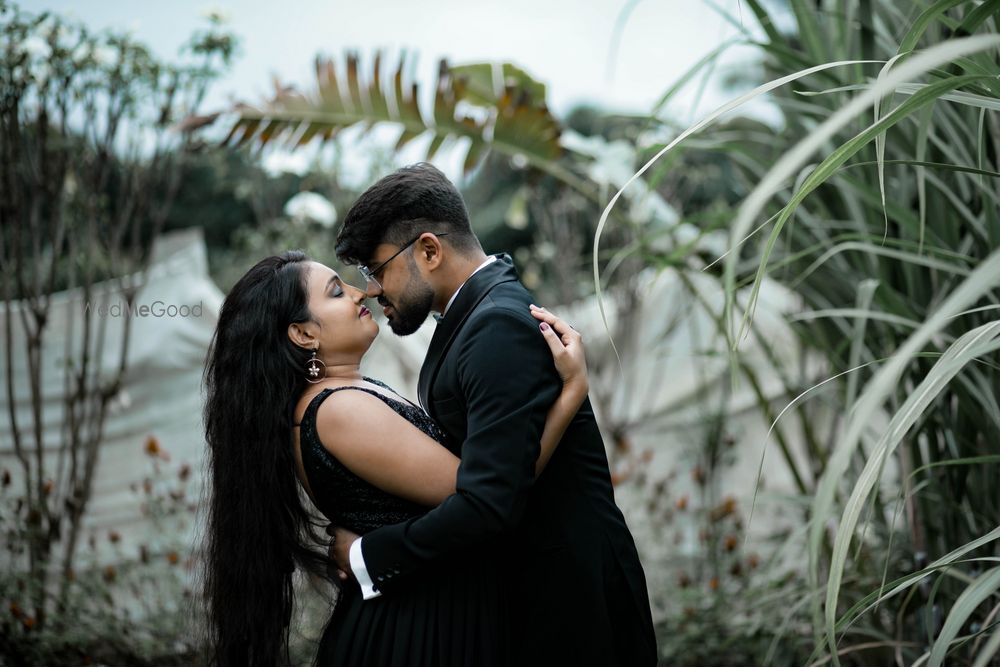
[357,307,562,594]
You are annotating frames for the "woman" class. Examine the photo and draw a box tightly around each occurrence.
[201,250,588,666]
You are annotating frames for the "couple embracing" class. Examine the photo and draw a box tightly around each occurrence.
[202,163,657,666]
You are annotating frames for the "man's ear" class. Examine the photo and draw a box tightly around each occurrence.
[415,233,444,271]
[287,321,315,349]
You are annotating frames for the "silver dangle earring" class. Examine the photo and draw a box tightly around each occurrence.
[305,347,326,383]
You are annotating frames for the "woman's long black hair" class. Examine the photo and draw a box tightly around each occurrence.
[202,250,330,666]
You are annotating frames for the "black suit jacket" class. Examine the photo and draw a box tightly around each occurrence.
[361,255,657,666]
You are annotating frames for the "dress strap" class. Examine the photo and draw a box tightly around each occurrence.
[302,385,417,426]
[362,377,422,411]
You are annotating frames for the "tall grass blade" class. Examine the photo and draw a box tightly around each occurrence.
[927,567,1000,667]
[723,35,1000,346]
[809,245,1000,663]
[825,321,1000,658]
[592,59,875,362]
[971,624,1000,667]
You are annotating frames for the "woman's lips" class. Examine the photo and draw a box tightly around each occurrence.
[359,306,371,318]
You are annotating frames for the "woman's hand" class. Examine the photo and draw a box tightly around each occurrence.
[530,304,588,392]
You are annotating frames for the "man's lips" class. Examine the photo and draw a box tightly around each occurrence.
[359,306,371,318]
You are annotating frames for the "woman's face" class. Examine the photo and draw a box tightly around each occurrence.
[296,262,378,361]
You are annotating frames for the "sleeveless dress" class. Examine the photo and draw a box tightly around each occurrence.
[298,379,507,667]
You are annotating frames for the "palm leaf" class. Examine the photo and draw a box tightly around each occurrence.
[219,51,563,175]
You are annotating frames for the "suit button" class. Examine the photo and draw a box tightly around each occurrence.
[376,575,385,582]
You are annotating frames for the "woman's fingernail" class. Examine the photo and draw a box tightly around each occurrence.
[540,322,550,332]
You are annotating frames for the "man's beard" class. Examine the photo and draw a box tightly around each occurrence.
[381,279,434,336]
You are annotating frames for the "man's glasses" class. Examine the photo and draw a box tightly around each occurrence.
[357,233,450,293]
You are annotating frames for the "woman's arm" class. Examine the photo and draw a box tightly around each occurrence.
[531,305,587,475]
[312,390,461,507]
[309,307,587,506]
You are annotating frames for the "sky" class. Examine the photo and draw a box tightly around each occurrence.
[22,0,784,184]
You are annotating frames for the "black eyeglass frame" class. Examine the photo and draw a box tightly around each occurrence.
[357,232,450,292]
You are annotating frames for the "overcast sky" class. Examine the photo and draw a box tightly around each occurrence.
[23,0,783,184]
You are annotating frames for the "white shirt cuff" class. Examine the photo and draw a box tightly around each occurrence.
[349,537,381,600]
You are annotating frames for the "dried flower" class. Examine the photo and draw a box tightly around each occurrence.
[144,435,160,457]
[723,535,738,552]
[108,530,120,544]
[747,554,760,570]
[709,496,738,522]
[42,479,54,495]
[677,572,692,589]
[708,577,720,591]
[691,465,706,486]
[102,565,116,583]
[675,495,688,511]
[166,551,179,565]
[178,463,191,481]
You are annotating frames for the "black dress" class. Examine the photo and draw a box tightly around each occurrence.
[298,380,507,667]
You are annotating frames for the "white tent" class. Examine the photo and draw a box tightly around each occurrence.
[1,229,224,569]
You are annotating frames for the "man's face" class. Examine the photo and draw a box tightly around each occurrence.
[364,243,435,336]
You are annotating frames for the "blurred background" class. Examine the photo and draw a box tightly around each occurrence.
[2,0,999,664]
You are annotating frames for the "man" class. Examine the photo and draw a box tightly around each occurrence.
[329,162,657,666]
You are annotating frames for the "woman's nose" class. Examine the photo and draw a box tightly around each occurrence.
[350,284,368,302]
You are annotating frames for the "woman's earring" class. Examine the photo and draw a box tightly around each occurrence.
[305,348,326,383]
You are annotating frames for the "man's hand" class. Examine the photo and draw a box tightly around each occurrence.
[326,524,359,582]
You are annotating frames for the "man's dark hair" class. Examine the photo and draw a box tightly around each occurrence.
[335,162,482,265]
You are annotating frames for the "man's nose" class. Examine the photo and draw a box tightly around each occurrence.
[364,282,382,299]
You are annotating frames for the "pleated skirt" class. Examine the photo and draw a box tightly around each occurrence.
[314,555,507,667]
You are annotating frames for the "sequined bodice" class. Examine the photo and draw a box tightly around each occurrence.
[299,378,449,534]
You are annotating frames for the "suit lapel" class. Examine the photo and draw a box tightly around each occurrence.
[417,254,519,413]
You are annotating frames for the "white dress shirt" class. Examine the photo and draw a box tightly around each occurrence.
[349,254,498,599]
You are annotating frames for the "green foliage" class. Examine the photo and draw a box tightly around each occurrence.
[0,442,203,665]
[218,51,563,176]
[0,3,235,663]
[621,0,1000,663]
